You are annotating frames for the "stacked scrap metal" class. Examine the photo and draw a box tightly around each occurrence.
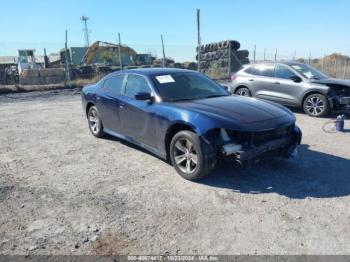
[19,68,65,85]
[196,40,249,78]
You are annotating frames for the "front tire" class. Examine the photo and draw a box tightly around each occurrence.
[170,131,216,181]
[303,94,330,117]
[235,87,251,97]
[87,106,105,137]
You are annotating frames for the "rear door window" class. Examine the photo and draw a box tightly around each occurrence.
[103,74,125,95]
[245,65,274,77]
[244,66,258,75]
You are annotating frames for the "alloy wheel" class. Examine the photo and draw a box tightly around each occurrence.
[305,96,325,116]
[173,138,198,174]
[88,108,100,134]
[236,89,250,97]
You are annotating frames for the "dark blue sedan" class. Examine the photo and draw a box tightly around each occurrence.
[82,68,302,180]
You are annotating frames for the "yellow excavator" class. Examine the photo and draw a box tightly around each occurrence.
[60,41,155,79]
[80,41,137,66]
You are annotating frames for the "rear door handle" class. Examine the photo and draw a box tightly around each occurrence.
[274,81,280,84]
[249,79,254,81]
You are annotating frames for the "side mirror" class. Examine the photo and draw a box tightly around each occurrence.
[135,92,152,101]
[290,75,302,83]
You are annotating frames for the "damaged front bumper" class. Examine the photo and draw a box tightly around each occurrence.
[222,126,302,163]
[339,97,350,112]
[330,96,350,111]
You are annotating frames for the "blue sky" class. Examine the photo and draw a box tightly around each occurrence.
[0,0,349,61]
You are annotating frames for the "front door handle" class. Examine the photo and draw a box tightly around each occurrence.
[119,103,125,109]
[274,81,280,84]
[249,79,254,81]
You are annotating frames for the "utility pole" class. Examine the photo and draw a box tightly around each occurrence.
[64,30,71,86]
[43,48,48,69]
[274,48,277,62]
[334,58,337,78]
[263,48,266,62]
[293,50,296,61]
[322,54,325,71]
[161,34,166,67]
[253,44,256,63]
[196,8,201,72]
[118,33,122,70]
[80,15,90,47]
[308,53,311,65]
[228,41,231,76]
[344,59,348,79]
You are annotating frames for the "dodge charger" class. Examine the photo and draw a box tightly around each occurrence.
[81,68,302,180]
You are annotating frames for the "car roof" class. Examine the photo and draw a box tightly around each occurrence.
[246,61,305,68]
[111,68,194,76]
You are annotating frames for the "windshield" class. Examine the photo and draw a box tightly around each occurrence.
[151,72,229,102]
[289,63,328,80]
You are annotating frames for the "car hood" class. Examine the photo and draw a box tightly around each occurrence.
[172,96,295,131]
[310,78,350,87]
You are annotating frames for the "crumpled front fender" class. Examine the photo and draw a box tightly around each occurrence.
[293,125,302,145]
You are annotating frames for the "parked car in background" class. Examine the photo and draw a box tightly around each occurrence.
[82,68,301,181]
[230,62,350,117]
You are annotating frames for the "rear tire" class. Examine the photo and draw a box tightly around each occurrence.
[235,87,251,97]
[303,94,330,117]
[87,106,105,137]
[170,131,216,181]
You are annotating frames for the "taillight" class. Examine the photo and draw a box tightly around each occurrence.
[231,74,237,80]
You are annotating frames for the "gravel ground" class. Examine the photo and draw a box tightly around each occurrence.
[0,89,350,255]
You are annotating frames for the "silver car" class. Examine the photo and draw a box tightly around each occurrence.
[230,62,350,117]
